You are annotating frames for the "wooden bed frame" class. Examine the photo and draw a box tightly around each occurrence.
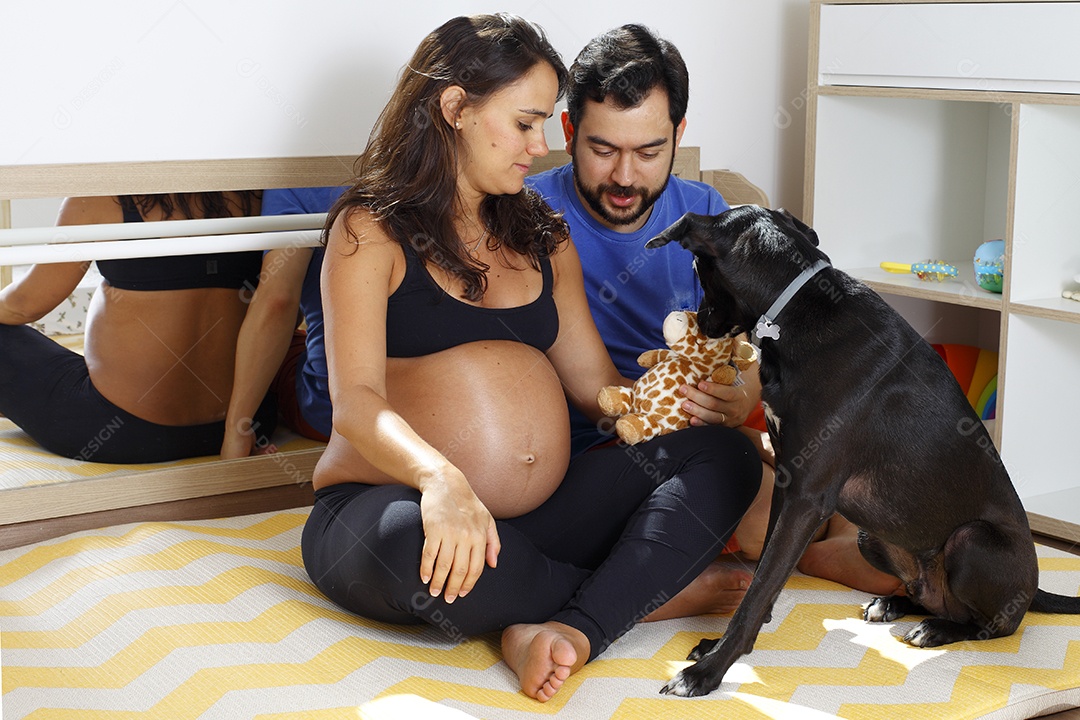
[0,147,768,550]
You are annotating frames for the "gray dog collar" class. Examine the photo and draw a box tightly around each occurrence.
[752,259,830,343]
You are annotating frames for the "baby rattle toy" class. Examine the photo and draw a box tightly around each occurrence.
[880,260,959,282]
[973,239,1005,293]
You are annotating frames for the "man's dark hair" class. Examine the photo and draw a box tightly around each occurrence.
[565,24,689,130]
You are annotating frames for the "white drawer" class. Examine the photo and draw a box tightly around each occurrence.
[819,2,1080,94]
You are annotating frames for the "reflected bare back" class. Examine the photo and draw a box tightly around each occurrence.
[76,194,257,427]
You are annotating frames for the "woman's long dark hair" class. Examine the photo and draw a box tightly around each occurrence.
[119,192,259,220]
[325,14,569,301]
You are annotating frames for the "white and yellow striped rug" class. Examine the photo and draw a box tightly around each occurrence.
[2,509,1078,719]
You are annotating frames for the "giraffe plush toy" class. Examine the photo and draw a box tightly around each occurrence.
[597,310,759,445]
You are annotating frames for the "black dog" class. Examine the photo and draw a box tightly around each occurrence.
[647,205,1080,698]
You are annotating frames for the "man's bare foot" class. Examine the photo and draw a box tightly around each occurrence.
[501,621,589,702]
[797,516,904,596]
[731,459,775,560]
[643,557,754,621]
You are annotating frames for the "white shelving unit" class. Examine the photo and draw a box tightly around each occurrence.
[806,0,1080,542]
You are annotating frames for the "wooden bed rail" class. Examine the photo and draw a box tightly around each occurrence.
[0,156,357,200]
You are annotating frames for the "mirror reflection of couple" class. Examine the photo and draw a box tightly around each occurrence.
[0,16,900,701]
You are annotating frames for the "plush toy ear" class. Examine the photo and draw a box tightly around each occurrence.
[646,212,721,256]
[773,208,819,247]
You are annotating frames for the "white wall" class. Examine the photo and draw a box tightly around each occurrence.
[1,0,809,214]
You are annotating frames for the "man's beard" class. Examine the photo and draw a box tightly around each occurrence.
[572,154,674,228]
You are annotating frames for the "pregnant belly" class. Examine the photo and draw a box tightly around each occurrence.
[317,341,571,518]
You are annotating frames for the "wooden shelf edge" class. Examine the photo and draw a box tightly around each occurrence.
[817,85,1080,107]
[1028,511,1080,547]
[0,482,315,551]
[865,279,1003,310]
[0,157,359,199]
[0,447,323,525]
[842,266,1004,311]
[1009,300,1080,325]
[814,0,1079,4]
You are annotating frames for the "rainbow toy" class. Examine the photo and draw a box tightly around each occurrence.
[932,343,998,420]
[881,260,959,282]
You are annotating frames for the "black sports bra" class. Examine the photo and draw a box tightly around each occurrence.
[385,242,559,358]
[95,200,263,292]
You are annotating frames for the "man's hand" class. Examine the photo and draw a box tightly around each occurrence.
[679,359,762,428]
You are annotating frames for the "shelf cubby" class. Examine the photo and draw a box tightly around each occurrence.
[1012,103,1080,310]
[1000,315,1080,518]
[812,94,1011,289]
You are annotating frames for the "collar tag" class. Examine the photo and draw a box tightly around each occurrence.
[754,316,781,342]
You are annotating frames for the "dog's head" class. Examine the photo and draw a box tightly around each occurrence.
[646,205,829,338]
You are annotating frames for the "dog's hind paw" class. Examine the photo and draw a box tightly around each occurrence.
[687,637,721,661]
[865,595,911,623]
[903,618,980,647]
[904,622,940,647]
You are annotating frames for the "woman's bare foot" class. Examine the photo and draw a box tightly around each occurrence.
[643,557,754,622]
[501,621,589,702]
[797,516,905,596]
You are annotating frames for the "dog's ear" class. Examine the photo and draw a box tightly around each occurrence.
[774,208,819,247]
[646,212,720,256]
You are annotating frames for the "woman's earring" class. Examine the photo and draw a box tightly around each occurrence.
[455,120,462,130]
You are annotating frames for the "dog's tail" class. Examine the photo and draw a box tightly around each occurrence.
[1030,589,1080,614]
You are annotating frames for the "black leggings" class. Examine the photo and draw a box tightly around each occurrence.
[301,425,760,661]
[0,324,276,463]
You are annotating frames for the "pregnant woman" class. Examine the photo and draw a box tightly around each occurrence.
[301,13,761,702]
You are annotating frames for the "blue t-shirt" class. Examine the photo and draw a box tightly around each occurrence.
[526,163,730,454]
[262,186,347,437]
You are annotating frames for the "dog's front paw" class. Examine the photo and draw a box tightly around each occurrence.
[864,595,910,623]
[661,638,735,697]
[687,637,721,661]
[660,661,724,698]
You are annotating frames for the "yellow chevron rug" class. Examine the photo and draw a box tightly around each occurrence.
[2,509,1078,719]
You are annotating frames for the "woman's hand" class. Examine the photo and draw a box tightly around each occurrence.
[220,424,277,459]
[219,429,255,460]
[0,261,91,325]
[417,469,501,603]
